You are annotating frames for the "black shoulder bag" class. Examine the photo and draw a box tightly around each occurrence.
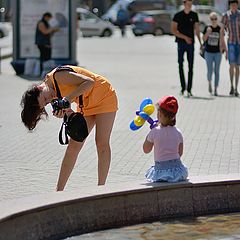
[200,42,206,59]
[52,66,89,145]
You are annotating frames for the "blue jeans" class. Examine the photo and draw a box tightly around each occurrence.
[228,43,240,65]
[177,42,194,92]
[205,52,222,87]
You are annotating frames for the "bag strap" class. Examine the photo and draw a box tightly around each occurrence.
[52,66,76,99]
[52,66,84,110]
[52,66,84,145]
[59,114,69,145]
[79,95,83,114]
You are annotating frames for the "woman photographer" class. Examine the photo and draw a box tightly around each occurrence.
[21,65,118,191]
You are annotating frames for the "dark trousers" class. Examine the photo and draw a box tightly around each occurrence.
[117,20,127,37]
[177,42,194,93]
[37,45,51,73]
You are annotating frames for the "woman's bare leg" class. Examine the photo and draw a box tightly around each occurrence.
[56,115,95,191]
[95,112,116,185]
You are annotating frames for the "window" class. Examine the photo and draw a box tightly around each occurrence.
[83,12,98,21]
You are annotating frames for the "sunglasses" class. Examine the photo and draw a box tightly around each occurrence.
[210,18,217,21]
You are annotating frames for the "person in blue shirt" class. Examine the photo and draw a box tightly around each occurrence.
[116,5,129,37]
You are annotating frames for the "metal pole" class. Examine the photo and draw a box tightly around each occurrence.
[0,47,2,74]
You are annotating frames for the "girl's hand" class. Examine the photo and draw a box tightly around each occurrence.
[200,44,205,51]
[221,46,228,60]
[206,27,212,34]
[225,50,228,60]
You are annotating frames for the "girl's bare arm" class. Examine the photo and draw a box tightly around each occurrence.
[143,138,153,154]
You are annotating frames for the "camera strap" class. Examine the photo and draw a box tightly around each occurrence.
[53,66,75,99]
[79,95,83,114]
[52,66,84,110]
[59,114,69,145]
[52,66,85,145]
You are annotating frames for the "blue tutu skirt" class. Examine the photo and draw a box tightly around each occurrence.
[145,159,188,183]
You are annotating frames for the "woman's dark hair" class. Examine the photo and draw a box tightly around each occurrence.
[159,107,176,126]
[20,85,48,131]
[43,12,52,18]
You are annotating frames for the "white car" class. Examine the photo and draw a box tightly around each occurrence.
[179,5,222,32]
[76,8,115,37]
[0,22,10,38]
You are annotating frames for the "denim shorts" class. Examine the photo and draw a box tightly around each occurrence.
[228,43,240,65]
[145,159,188,183]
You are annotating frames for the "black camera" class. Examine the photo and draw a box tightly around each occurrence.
[51,98,70,112]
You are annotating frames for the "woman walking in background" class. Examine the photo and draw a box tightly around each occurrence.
[202,12,227,96]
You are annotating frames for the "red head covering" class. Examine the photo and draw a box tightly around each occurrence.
[158,95,178,114]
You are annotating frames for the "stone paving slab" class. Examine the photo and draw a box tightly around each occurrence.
[0,29,240,202]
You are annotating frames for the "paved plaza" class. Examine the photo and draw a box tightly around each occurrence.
[0,29,240,202]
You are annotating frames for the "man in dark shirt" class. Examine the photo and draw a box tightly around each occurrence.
[171,0,202,97]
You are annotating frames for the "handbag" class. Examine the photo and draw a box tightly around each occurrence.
[52,66,89,145]
[200,42,206,59]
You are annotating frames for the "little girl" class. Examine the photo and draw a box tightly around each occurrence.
[143,95,188,183]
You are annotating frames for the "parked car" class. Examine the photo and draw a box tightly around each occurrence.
[76,8,115,37]
[0,22,10,38]
[179,5,222,32]
[131,10,173,36]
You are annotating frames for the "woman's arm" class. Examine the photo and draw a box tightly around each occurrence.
[220,27,227,59]
[171,21,192,44]
[194,22,202,46]
[202,27,210,42]
[143,138,153,154]
[38,22,58,35]
[54,70,95,102]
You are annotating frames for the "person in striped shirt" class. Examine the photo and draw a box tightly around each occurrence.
[221,0,240,96]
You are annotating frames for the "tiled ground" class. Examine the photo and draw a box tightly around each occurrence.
[0,29,239,202]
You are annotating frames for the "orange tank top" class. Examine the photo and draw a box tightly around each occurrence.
[46,65,111,107]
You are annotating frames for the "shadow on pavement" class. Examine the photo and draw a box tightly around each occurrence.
[217,94,239,98]
[183,96,214,100]
[184,94,240,100]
